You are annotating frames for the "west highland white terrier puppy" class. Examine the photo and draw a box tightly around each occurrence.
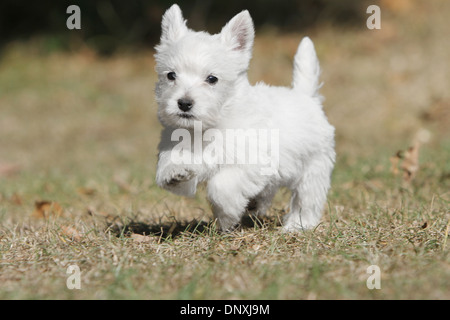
[154,4,335,232]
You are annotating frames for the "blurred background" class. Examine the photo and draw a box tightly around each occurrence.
[0,0,368,54]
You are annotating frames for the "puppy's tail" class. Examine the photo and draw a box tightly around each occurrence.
[292,37,322,98]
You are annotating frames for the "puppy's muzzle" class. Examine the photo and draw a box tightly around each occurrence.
[178,98,194,112]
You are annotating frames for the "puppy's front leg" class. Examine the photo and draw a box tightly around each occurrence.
[156,126,201,197]
[156,150,198,197]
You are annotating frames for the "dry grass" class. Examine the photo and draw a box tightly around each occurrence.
[1,1,449,299]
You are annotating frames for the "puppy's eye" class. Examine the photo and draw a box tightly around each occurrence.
[167,72,176,81]
[206,75,218,85]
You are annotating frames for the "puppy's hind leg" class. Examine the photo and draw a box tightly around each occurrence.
[283,155,333,232]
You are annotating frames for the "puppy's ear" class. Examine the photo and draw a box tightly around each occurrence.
[220,10,254,53]
[161,4,188,42]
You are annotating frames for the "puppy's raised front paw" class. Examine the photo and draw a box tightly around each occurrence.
[164,168,195,186]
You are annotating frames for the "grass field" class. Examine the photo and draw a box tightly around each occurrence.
[0,1,449,299]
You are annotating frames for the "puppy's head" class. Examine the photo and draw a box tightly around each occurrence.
[154,4,254,129]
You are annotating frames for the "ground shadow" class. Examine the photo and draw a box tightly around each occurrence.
[106,212,282,241]
[107,218,210,241]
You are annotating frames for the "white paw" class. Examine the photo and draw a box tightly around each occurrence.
[282,214,318,232]
[156,167,197,197]
[164,168,195,187]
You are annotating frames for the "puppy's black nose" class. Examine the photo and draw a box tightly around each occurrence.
[178,98,194,112]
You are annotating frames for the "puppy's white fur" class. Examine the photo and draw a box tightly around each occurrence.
[154,4,335,232]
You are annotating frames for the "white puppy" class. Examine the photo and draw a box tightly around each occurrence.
[154,4,335,232]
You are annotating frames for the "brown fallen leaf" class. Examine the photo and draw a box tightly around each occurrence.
[60,226,82,241]
[400,141,420,182]
[32,200,64,219]
[77,187,96,196]
[390,129,430,183]
[130,233,157,243]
